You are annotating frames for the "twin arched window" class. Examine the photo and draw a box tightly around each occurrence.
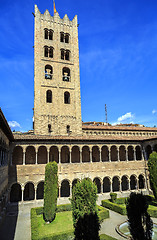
[45,65,53,79]
[64,92,70,104]
[45,29,53,40]
[61,49,70,61]
[46,90,52,103]
[60,32,69,43]
[44,46,53,58]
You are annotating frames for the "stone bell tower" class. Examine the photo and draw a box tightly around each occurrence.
[33,5,82,136]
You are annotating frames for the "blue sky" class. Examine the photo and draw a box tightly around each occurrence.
[0,0,157,132]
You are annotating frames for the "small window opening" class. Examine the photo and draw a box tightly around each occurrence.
[60,32,64,42]
[46,90,52,103]
[64,91,70,104]
[63,67,70,81]
[65,50,70,60]
[49,47,53,58]
[65,34,69,43]
[45,29,48,39]
[44,46,48,57]
[67,125,70,133]
[49,30,53,40]
[45,65,53,79]
[48,124,52,133]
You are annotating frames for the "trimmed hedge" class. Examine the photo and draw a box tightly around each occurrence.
[57,204,71,212]
[101,200,127,215]
[98,206,109,223]
[110,192,117,203]
[44,162,58,222]
[100,234,118,240]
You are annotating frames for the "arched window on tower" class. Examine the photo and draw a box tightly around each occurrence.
[65,34,69,43]
[60,32,64,42]
[61,49,64,60]
[62,67,70,81]
[49,30,53,40]
[65,50,70,60]
[49,47,53,58]
[67,125,70,134]
[44,46,48,57]
[64,91,70,104]
[46,90,52,103]
[44,29,48,39]
[45,65,53,79]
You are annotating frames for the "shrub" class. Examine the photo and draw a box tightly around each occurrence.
[56,204,72,212]
[148,152,157,200]
[101,200,126,215]
[110,192,117,203]
[43,162,58,223]
[71,178,100,240]
[100,234,118,240]
[126,192,153,240]
[98,206,109,223]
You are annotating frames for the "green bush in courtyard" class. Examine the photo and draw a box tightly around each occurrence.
[148,152,157,200]
[43,161,58,223]
[110,192,117,203]
[71,178,100,240]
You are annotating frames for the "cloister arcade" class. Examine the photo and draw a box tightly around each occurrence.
[12,143,150,165]
[9,174,146,202]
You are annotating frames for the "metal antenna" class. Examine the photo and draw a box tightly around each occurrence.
[105,104,108,123]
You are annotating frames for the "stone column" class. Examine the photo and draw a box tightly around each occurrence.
[10,151,13,166]
[119,180,122,192]
[23,151,26,165]
[21,187,24,202]
[58,185,61,198]
[69,150,71,164]
[101,181,103,194]
[134,147,136,161]
[47,149,50,163]
[35,151,38,164]
[70,183,72,197]
[110,181,113,192]
[117,149,120,162]
[90,150,92,163]
[34,186,37,200]
[109,150,111,162]
[126,150,128,162]
[128,180,131,191]
[80,151,82,163]
[59,150,61,164]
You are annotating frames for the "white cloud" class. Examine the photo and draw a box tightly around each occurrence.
[117,112,134,122]
[152,109,157,114]
[8,121,21,128]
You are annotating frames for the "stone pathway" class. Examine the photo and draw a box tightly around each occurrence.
[0,199,157,240]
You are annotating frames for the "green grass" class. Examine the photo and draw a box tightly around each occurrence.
[100,234,118,240]
[36,211,73,237]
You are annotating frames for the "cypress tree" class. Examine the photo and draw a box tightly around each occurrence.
[43,161,58,223]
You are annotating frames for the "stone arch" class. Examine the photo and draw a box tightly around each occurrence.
[153,144,157,153]
[130,175,137,190]
[10,183,22,202]
[92,146,100,162]
[24,182,35,201]
[112,176,120,192]
[119,145,126,161]
[72,179,80,189]
[139,174,145,189]
[12,146,23,165]
[101,146,109,162]
[111,145,118,161]
[37,146,47,164]
[93,177,101,193]
[121,175,129,191]
[37,181,44,200]
[82,146,90,162]
[25,146,36,164]
[71,146,80,163]
[128,145,134,161]
[61,179,70,197]
[136,146,142,160]
[61,146,70,163]
[103,177,110,193]
[145,145,152,160]
[49,146,59,163]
